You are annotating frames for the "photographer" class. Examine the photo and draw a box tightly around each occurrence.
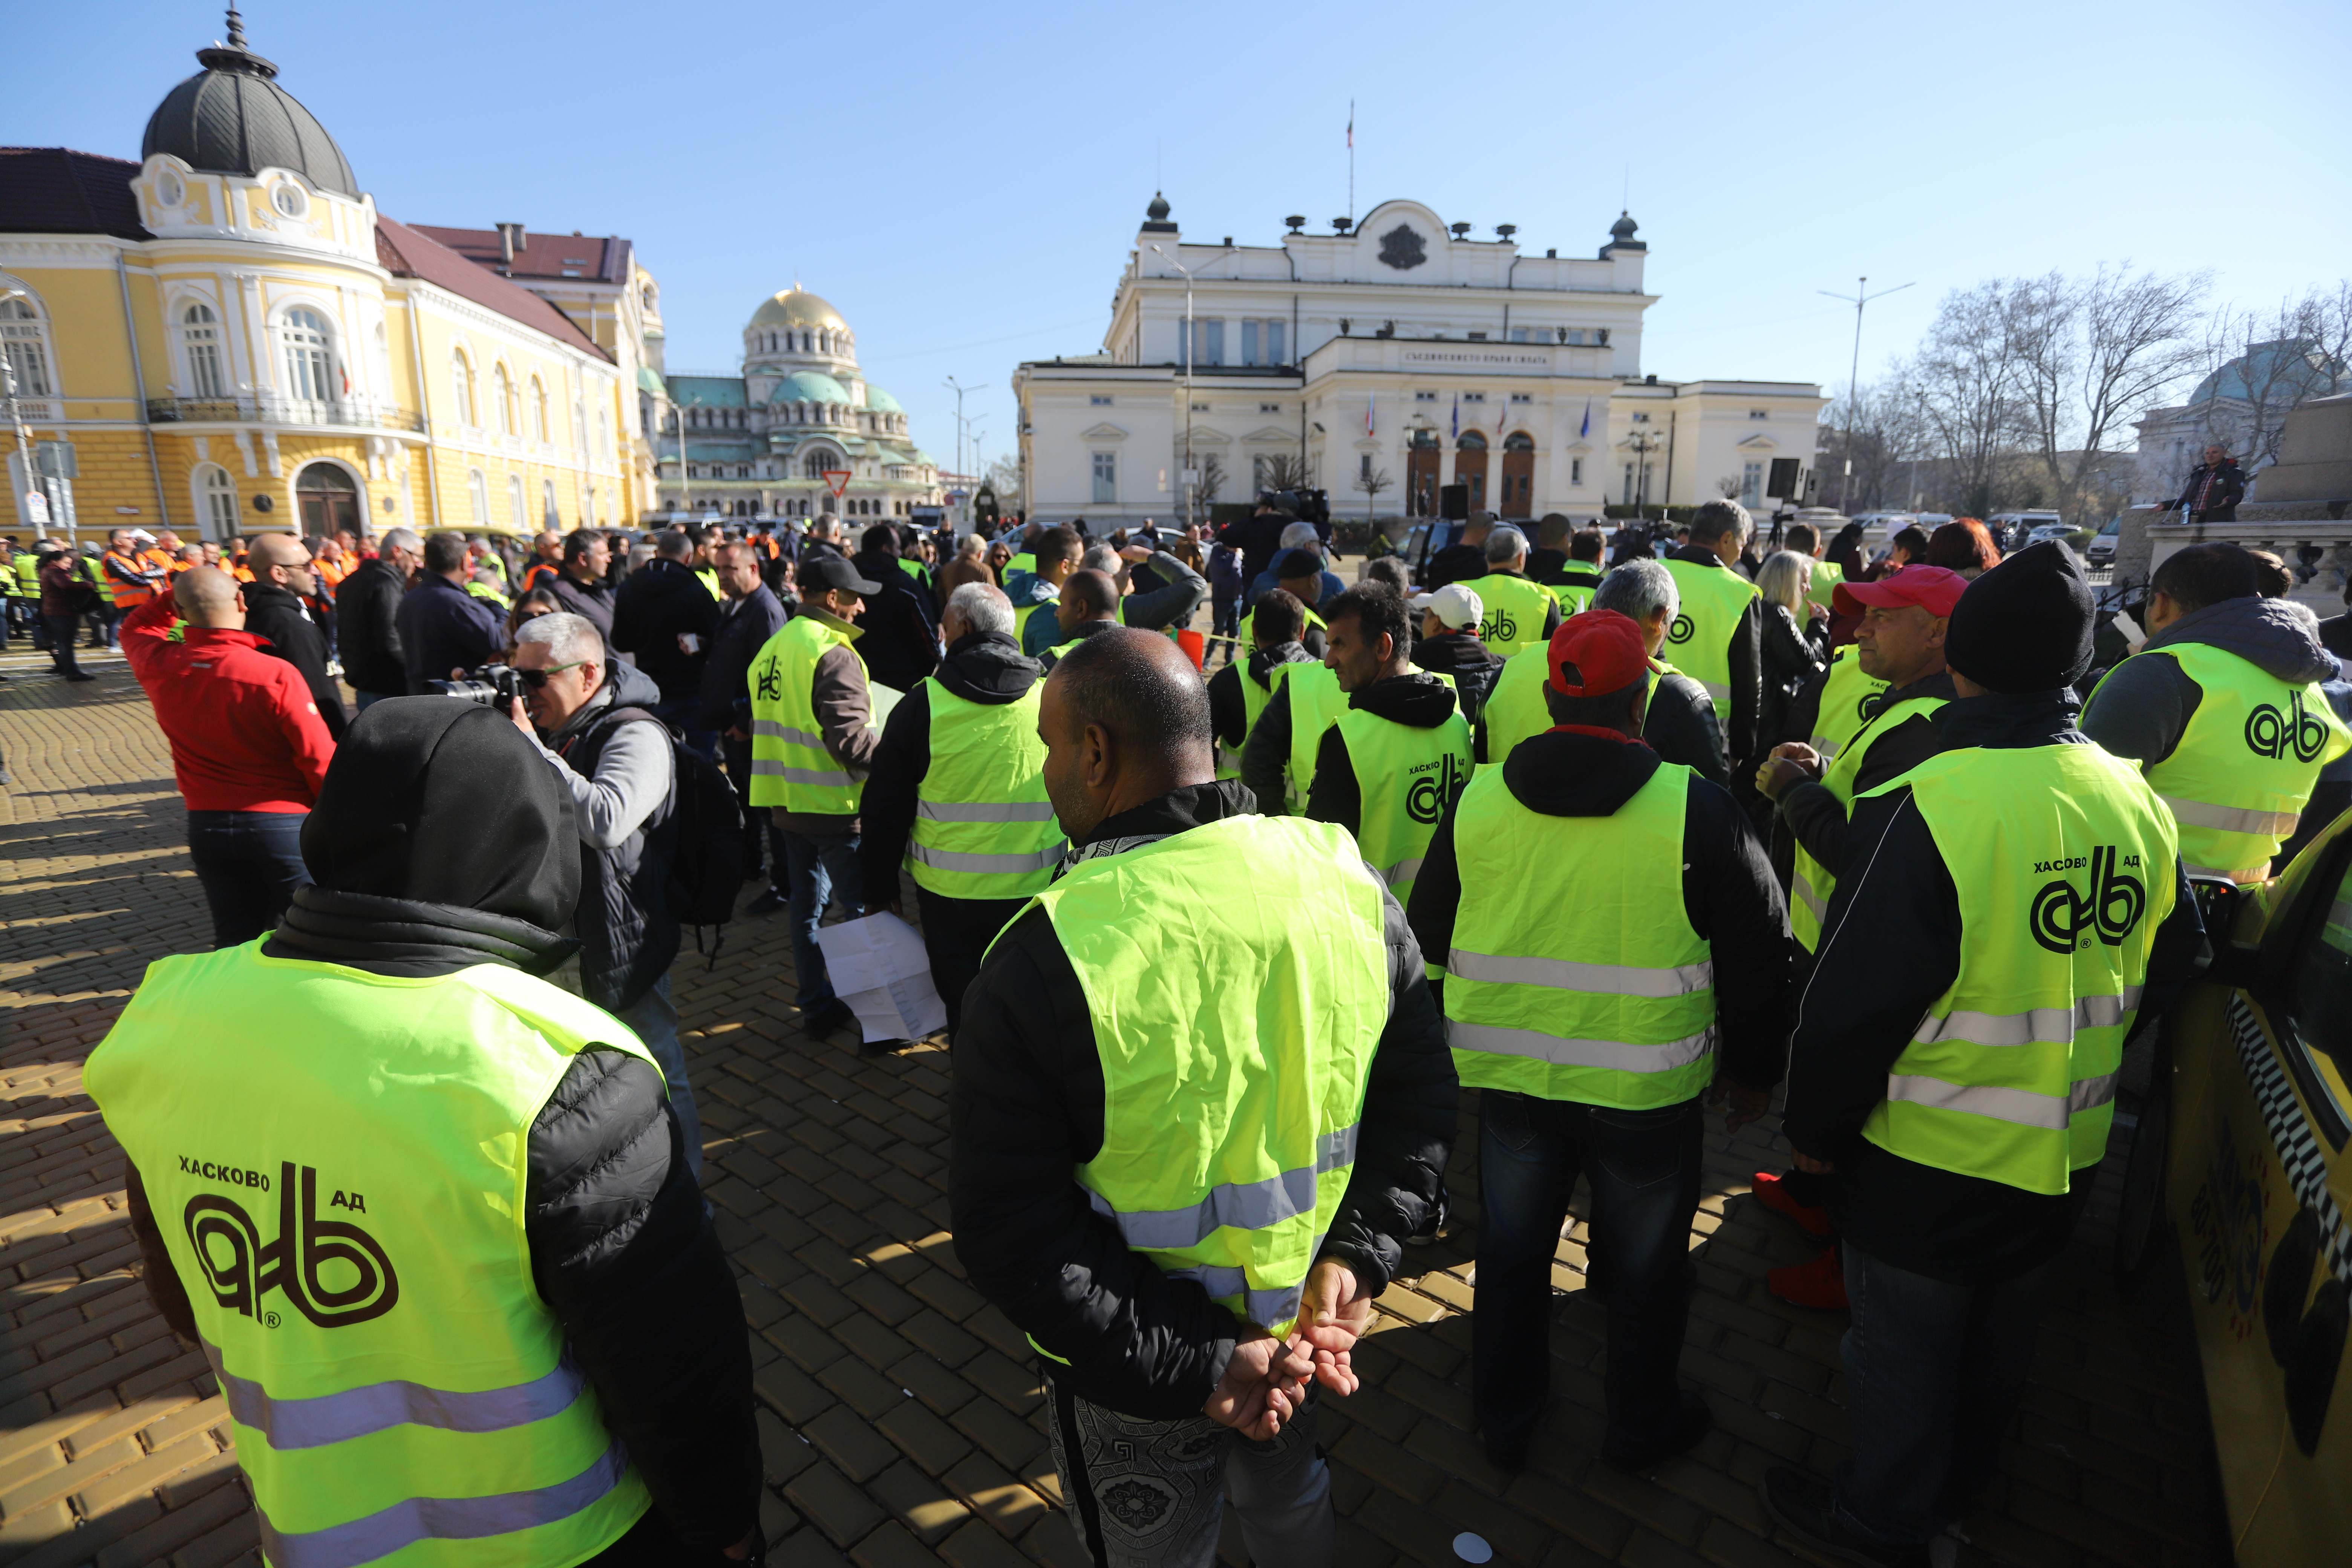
[395,531,504,695]
[507,611,703,1179]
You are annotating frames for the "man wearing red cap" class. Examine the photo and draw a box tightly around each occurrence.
[1749,564,1965,1308]
[1407,610,1788,1475]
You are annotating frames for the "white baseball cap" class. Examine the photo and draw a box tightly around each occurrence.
[1410,582,1484,630]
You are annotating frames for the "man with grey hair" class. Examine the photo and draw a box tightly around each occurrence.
[858,581,1060,1039]
[334,525,421,711]
[1476,558,1729,784]
[803,512,848,565]
[1473,524,1562,660]
[1663,499,1763,779]
[506,609,705,1176]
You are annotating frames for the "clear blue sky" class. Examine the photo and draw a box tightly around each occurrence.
[11,0,2345,479]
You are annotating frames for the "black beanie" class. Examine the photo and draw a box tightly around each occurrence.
[1944,541,2095,693]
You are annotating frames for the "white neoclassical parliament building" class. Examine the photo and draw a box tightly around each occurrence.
[1015,197,1827,525]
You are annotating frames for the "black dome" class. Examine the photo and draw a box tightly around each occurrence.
[140,11,353,198]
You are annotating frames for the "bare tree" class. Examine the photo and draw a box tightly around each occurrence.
[2007,265,2209,513]
[2195,286,2352,479]
[1822,367,1934,511]
[1259,453,1311,493]
[1716,475,1743,498]
[1354,464,1393,519]
[982,455,1022,516]
[1197,452,1226,508]
[1915,282,2032,519]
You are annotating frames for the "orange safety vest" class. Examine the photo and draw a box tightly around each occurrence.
[101,550,159,609]
[314,556,348,591]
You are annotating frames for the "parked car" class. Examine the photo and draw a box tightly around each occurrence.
[2112,818,2352,1565]
[2087,516,2121,567]
[2027,522,2078,548]
[1988,510,2064,551]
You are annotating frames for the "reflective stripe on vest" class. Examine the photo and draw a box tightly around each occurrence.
[1808,644,1890,762]
[1276,661,1347,805]
[1660,558,1759,724]
[2093,642,2350,879]
[83,952,657,1566]
[747,616,867,814]
[1855,744,2177,1194]
[1789,690,1948,953]
[1475,573,1554,660]
[1332,702,1471,909]
[907,681,1063,898]
[1030,816,1390,1340]
[1445,761,1718,1108]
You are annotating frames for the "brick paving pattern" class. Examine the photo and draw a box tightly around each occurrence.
[0,643,2233,1567]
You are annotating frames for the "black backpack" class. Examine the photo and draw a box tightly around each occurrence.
[664,739,746,959]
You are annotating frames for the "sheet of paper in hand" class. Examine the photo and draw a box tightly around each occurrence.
[814,911,946,1043]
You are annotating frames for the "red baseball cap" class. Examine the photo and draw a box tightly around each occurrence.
[1832,564,1967,620]
[1547,609,1650,698]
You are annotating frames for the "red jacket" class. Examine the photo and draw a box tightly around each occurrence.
[121,590,336,813]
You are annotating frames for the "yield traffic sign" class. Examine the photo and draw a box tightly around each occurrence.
[822,469,850,500]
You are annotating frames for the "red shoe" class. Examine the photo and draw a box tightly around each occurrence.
[1751,1171,1834,1240]
[1768,1245,1849,1311]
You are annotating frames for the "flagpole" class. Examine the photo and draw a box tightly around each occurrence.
[1347,101,1355,226]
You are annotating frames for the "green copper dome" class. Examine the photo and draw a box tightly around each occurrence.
[862,384,903,413]
[772,370,850,405]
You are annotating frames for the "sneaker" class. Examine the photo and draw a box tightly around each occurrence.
[1406,1183,1452,1246]
[1761,1468,1930,1567]
[1768,1244,1849,1311]
[744,887,787,917]
[1752,1171,1835,1240]
[1601,1389,1712,1473]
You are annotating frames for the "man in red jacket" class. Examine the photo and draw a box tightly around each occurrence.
[121,567,337,949]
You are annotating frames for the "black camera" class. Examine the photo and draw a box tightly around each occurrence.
[1265,488,1331,525]
[426,665,521,706]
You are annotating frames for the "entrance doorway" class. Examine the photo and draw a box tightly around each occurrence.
[1500,433,1535,518]
[1406,431,1441,516]
[1453,433,1488,514]
[295,462,360,539]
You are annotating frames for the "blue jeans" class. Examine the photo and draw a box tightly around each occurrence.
[1473,1089,1703,1455]
[1834,1242,2059,1545]
[612,974,701,1182]
[187,810,313,949]
[784,826,864,1011]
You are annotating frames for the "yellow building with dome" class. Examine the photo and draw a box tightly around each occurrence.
[0,11,653,544]
[655,286,939,522]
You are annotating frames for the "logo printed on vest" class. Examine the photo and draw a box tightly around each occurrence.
[754,655,784,703]
[2244,691,2330,763]
[1481,606,1519,644]
[1407,753,1471,825]
[184,1162,399,1329]
[1666,613,1694,645]
[2029,845,2145,955]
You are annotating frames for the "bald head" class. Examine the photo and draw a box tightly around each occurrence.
[249,533,309,572]
[1063,568,1120,622]
[1039,628,1213,844]
[174,565,244,627]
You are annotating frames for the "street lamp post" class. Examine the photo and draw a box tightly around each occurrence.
[1909,392,1927,514]
[1626,427,1664,520]
[1817,276,1914,514]
[1149,243,1234,531]
[944,376,980,530]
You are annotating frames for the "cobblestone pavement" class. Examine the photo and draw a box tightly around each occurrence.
[0,644,2233,1568]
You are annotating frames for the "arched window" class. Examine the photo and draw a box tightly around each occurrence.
[468,467,489,524]
[1503,432,1534,451]
[528,377,548,443]
[0,297,52,398]
[508,473,525,532]
[804,450,833,480]
[280,308,332,403]
[180,303,225,399]
[452,352,476,426]
[542,478,559,528]
[1456,431,1488,452]
[492,364,514,435]
[194,462,239,536]
[596,406,612,462]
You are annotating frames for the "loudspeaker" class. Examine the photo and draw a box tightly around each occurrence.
[1439,484,1469,521]
[1767,458,1802,501]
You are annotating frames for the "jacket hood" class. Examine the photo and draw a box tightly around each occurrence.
[1412,630,1502,677]
[1349,671,1458,728]
[939,630,1038,704]
[597,657,667,710]
[1246,642,1312,691]
[290,696,580,926]
[1501,727,1660,817]
[2150,594,2337,686]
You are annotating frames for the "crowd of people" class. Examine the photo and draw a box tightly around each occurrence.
[48,482,2352,1567]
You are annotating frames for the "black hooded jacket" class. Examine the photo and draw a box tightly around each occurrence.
[858,631,1040,896]
[609,557,721,706]
[242,579,348,740]
[1411,630,1505,729]
[850,548,942,694]
[1406,726,1791,1095]
[950,779,1455,1418]
[1208,641,1314,752]
[1305,672,1461,835]
[1781,692,2208,1284]
[122,700,759,1553]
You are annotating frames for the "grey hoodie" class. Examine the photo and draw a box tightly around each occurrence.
[2081,595,2337,767]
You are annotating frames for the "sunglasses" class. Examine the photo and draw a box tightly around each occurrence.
[516,660,589,689]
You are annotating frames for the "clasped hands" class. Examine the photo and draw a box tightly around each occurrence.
[1753,741,1822,802]
[1201,1257,1370,1439]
